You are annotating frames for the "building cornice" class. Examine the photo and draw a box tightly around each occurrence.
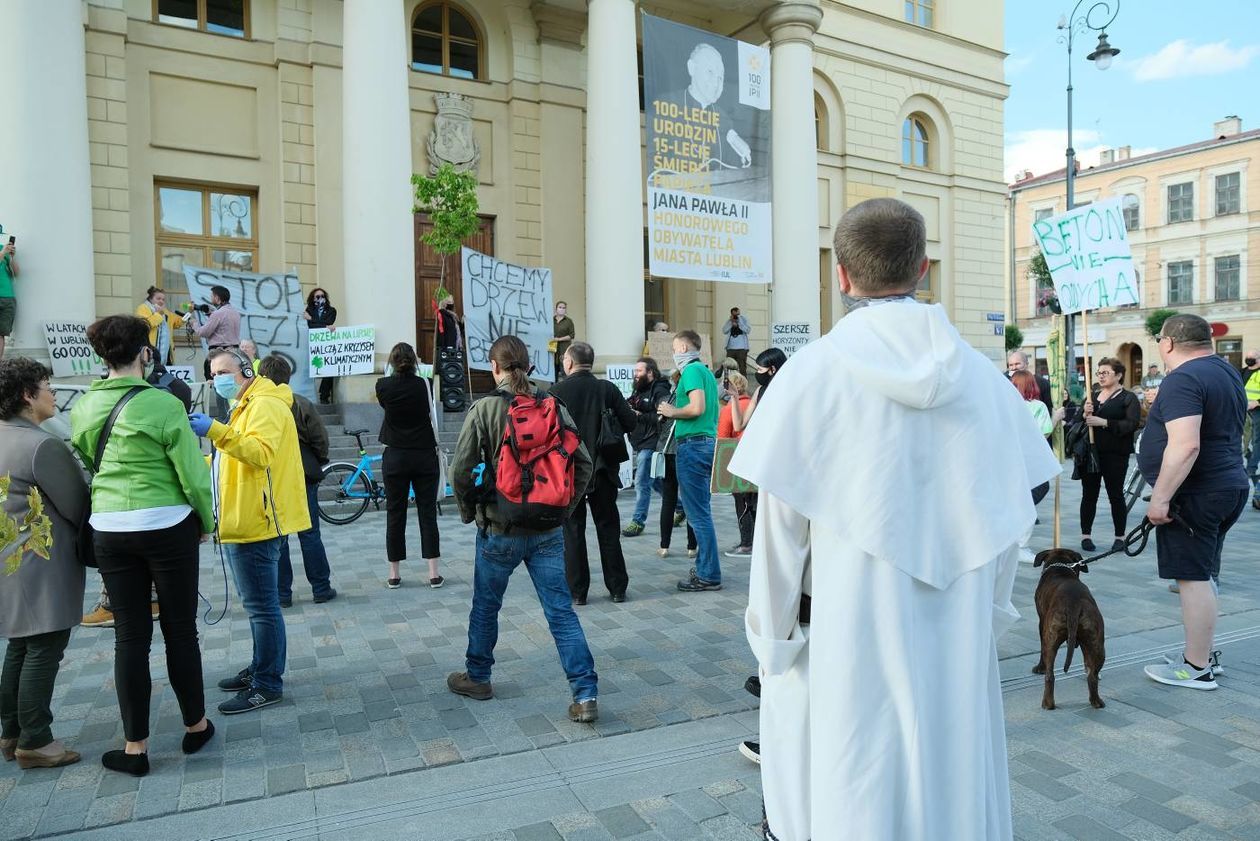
[532,2,586,47]
[759,2,823,47]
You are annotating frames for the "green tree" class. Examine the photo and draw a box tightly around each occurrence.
[411,164,480,305]
[1145,308,1181,338]
[1005,324,1024,352]
[1027,250,1057,312]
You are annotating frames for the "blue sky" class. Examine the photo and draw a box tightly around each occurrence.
[1003,1,1260,182]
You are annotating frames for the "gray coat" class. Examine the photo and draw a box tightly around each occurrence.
[0,418,89,639]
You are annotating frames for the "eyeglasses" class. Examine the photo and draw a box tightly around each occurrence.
[1095,369,1115,376]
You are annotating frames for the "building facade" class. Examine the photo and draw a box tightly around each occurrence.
[3,0,1009,396]
[1008,117,1260,379]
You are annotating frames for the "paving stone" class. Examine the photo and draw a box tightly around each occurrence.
[266,764,307,797]
[1120,796,1196,833]
[595,804,651,838]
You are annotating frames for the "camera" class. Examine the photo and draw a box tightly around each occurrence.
[189,303,212,315]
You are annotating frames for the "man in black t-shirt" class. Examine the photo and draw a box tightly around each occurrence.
[1137,315,1248,692]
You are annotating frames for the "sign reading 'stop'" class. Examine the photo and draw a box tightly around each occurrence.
[642,14,772,284]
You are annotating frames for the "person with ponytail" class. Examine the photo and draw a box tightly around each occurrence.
[730,346,787,435]
[447,336,600,723]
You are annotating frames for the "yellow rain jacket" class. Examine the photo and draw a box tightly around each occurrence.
[206,375,311,543]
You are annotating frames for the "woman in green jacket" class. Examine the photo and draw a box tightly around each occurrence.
[70,316,216,777]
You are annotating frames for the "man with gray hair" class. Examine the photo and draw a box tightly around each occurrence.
[1006,349,1052,411]
[732,198,1058,840]
[1139,314,1249,690]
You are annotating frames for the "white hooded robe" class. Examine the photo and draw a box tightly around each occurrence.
[731,300,1060,841]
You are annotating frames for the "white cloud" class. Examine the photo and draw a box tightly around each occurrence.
[1004,129,1156,183]
[1128,39,1260,82]
[1005,53,1035,76]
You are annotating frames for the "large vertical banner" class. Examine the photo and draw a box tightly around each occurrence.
[643,14,772,284]
[184,268,314,399]
[460,247,555,382]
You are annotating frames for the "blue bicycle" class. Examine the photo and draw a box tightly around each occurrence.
[316,428,411,525]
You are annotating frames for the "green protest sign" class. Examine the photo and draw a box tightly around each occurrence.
[710,438,756,495]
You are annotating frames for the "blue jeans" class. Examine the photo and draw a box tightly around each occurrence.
[278,483,334,601]
[676,436,720,583]
[223,538,286,693]
[631,447,662,525]
[465,529,598,702]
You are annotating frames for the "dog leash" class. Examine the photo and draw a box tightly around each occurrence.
[1066,507,1195,569]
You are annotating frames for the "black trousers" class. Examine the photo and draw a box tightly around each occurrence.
[318,377,335,403]
[1,629,72,750]
[95,513,205,742]
[734,492,757,548]
[563,471,630,598]
[726,348,749,376]
[382,446,441,562]
[659,453,697,551]
[1080,450,1131,536]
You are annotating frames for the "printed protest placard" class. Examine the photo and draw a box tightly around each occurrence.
[43,322,103,377]
[643,14,772,283]
[461,248,555,382]
[184,268,314,399]
[1031,196,1138,314]
[770,322,814,358]
[309,325,376,378]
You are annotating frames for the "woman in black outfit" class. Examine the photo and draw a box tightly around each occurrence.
[303,287,337,404]
[1079,357,1141,552]
[376,343,443,590]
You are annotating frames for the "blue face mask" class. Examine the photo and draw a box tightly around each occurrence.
[213,373,240,401]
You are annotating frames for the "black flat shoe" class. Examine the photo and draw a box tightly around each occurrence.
[1081,538,1096,552]
[102,749,149,777]
[182,719,215,755]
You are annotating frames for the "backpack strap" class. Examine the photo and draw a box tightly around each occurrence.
[93,386,146,474]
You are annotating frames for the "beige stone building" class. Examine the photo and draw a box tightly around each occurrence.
[3,0,1011,396]
[1008,117,1260,380]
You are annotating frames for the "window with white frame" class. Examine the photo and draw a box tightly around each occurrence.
[1216,172,1241,216]
[904,0,933,27]
[1167,260,1194,305]
[1122,194,1140,231]
[1167,182,1194,223]
[1215,255,1240,301]
[1034,208,1053,224]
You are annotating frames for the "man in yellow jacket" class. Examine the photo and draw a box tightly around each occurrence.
[189,348,310,715]
[1244,350,1260,495]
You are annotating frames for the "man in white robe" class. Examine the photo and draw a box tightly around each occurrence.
[731,198,1060,841]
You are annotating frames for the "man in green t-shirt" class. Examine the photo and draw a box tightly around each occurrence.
[657,329,722,591]
[0,234,20,360]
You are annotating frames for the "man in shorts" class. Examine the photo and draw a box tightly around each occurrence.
[1138,315,1249,691]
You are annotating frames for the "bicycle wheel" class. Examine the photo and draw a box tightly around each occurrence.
[317,462,372,525]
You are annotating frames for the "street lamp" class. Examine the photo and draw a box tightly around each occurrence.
[1058,1,1120,399]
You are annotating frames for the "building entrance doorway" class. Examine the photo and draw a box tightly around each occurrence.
[414,213,495,391]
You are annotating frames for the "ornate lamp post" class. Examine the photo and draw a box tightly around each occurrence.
[1058,1,1120,392]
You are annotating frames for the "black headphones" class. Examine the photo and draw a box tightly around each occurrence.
[221,347,254,379]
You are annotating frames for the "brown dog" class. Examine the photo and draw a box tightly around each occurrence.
[1032,548,1106,710]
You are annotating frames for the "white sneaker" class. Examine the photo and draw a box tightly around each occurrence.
[1163,650,1223,676]
[1145,661,1217,690]
[738,740,760,765]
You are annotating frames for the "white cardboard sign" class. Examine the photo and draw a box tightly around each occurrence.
[1031,196,1139,314]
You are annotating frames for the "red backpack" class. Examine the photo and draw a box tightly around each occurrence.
[493,392,581,530]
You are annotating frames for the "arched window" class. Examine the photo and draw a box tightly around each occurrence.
[411,2,483,80]
[815,93,827,151]
[1122,193,1140,231]
[902,116,929,168]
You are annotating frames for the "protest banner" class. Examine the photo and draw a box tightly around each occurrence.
[309,325,376,378]
[1030,196,1138,314]
[644,332,713,368]
[605,364,636,398]
[43,322,103,377]
[167,365,197,383]
[711,438,756,495]
[184,267,314,399]
[460,247,555,382]
[643,14,772,284]
[770,322,814,358]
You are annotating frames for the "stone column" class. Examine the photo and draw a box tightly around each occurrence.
[584,0,645,363]
[0,0,95,353]
[760,1,823,336]
[342,0,415,351]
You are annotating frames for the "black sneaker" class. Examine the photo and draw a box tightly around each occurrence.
[313,589,337,604]
[218,687,283,715]
[1081,538,1096,552]
[217,667,252,692]
[738,740,761,765]
[279,598,293,609]
[744,675,761,698]
[677,574,721,592]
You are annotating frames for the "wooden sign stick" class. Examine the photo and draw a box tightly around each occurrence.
[1083,309,1095,445]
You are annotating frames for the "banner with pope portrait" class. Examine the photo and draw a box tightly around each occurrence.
[642,14,772,284]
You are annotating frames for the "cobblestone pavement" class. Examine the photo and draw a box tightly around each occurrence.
[3,472,1260,840]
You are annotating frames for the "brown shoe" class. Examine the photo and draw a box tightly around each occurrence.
[446,671,493,701]
[0,737,15,761]
[81,604,114,628]
[568,699,598,723]
[15,740,81,769]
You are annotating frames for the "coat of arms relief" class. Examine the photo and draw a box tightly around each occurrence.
[427,92,481,176]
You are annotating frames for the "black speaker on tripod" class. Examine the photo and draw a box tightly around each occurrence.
[437,347,467,411]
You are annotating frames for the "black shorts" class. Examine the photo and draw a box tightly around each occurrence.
[1156,489,1248,581]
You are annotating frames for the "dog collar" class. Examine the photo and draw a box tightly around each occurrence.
[1041,562,1081,572]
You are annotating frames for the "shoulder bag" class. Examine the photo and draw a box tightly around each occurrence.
[78,386,146,567]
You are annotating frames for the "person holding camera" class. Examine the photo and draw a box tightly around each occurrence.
[187,285,241,420]
[0,231,20,361]
[722,307,751,376]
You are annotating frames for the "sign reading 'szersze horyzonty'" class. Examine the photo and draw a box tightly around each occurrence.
[643,14,771,284]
